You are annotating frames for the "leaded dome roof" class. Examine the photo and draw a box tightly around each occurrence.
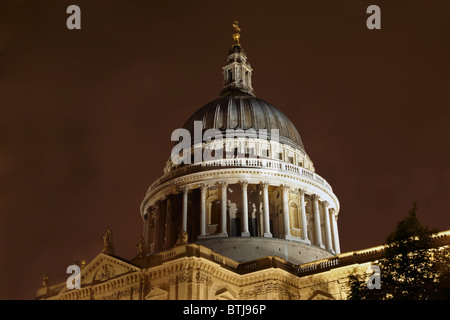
[182,95,305,151]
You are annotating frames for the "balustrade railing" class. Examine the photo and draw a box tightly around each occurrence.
[148,158,333,193]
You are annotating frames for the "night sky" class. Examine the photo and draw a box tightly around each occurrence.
[1,0,449,299]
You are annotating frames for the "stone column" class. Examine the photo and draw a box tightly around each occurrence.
[199,184,208,237]
[261,181,272,237]
[149,218,155,254]
[164,196,172,248]
[281,185,291,238]
[330,208,341,254]
[217,181,228,236]
[240,180,250,237]
[153,201,161,252]
[143,212,149,249]
[299,188,309,242]
[181,187,189,233]
[322,201,333,252]
[312,194,324,249]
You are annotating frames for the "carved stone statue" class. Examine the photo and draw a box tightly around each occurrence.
[93,264,115,282]
[136,235,146,258]
[42,275,50,287]
[251,203,257,216]
[176,230,189,246]
[102,226,114,255]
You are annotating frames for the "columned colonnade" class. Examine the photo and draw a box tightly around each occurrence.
[143,180,341,256]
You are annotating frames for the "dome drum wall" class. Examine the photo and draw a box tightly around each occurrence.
[140,165,341,264]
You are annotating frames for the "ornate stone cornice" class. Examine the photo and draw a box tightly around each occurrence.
[195,271,213,286]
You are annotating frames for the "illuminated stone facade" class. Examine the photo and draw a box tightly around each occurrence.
[36,231,450,300]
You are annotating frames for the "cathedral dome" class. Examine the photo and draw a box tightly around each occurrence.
[140,22,341,266]
[182,95,305,151]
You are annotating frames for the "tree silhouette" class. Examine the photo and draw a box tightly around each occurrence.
[347,203,450,300]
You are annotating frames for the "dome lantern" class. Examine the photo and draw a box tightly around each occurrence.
[220,21,255,97]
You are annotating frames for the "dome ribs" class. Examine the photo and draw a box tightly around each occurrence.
[182,96,305,151]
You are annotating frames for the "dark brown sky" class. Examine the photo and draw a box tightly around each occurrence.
[0,0,449,299]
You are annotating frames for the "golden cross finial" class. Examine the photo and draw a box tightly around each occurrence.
[232,21,241,45]
[232,21,241,33]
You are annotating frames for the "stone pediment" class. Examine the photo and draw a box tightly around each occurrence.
[307,290,334,300]
[215,287,237,300]
[145,287,169,300]
[59,253,141,295]
[83,253,141,284]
